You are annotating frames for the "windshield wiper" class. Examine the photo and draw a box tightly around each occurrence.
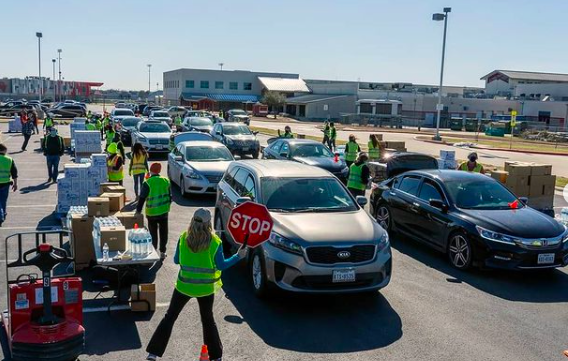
[268,208,292,213]
[294,207,346,213]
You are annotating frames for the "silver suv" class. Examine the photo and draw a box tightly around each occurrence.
[215,160,392,297]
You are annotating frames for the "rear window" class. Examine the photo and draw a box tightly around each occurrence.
[114,110,134,116]
[152,112,169,118]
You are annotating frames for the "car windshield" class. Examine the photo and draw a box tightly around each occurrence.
[444,179,521,210]
[231,110,247,115]
[190,118,213,126]
[186,146,233,162]
[139,123,170,133]
[152,112,169,118]
[223,125,251,135]
[122,118,141,127]
[114,110,133,116]
[291,144,333,158]
[261,177,357,212]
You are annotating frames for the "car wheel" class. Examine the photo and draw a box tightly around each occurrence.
[250,249,272,298]
[375,203,392,233]
[448,231,473,270]
[180,177,188,198]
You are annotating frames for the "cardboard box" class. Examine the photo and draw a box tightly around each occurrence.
[100,226,126,252]
[106,186,126,197]
[506,164,532,177]
[439,150,455,161]
[529,175,556,197]
[100,182,120,194]
[100,192,125,212]
[490,170,508,184]
[63,137,71,148]
[530,164,552,176]
[115,211,145,229]
[505,175,530,196]
[373,134,383,141]
[70,214,95,266]
[386,141,405,150]
[528,194,554,209]
[88,197,110,217]
[130,283,156,312]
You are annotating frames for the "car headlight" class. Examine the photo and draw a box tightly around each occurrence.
[377,232,390,252]
[476,226,516,245]
[562,225,568,243]
[225,138,234,145]
[268,232,302,255]
[185,168,201,180]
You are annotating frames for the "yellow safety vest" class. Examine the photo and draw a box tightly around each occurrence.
[130,153,147,175]
[347,163,366,190]
[368,141,380,160]
[45,118,54,127]
[145,176,171,217]
[345,141,359,162]
[175,232,223,298]
[107,155,124,181]
[460,162,483,173]
[0,156,13,184]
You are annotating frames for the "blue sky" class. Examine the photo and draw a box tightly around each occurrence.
[2,0,567,90]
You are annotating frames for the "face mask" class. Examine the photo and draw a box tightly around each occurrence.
[469,157,477,162]
[50,130,57,137]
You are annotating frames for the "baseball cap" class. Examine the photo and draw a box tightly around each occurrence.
[194,208,211,223]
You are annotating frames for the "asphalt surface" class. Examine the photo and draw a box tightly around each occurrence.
[0,121,567,361]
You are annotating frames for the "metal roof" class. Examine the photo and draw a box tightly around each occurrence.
[284,94,348,104]
[258,77,310,93]
[480,70,568,82]
[180,92,259,102]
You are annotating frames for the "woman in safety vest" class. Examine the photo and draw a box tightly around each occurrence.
[146,208,248,361]
[344,134,360,168]
[329,122,337,151]
[458,152,485,174]
[129,143,149,200]
[322,121,330,146]
[347,152,370,197]
[105,124,116,148]
[107,143,124,185]
[368,134,382,162]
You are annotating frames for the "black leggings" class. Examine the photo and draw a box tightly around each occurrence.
[146,289,222,359]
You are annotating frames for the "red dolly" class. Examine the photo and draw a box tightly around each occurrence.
[1,231,85,361]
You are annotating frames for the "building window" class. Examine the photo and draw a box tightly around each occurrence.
[215,81,224,89]
[229,82,238,90]
[201,81,209,89]
[243,82,252,90]
[186,80,194,88]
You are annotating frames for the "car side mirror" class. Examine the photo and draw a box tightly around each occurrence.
[356,196,368,206]
[216,131,222,135]
[518,197,528,205]
[174,155,183,162]
[280,153,289,158]
[236,197,251,206]
[429,199,448,212]
[252,131,259,135]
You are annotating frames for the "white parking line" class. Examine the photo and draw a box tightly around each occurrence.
[8,204,56,208]
[83,302,169,313]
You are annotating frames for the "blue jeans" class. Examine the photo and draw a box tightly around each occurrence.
[0,185,10,223]
[46,155,60,181]
[133,173,145,196]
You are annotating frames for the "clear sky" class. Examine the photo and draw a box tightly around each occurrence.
[2,0,567,90]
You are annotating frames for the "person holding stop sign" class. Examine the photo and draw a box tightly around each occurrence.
[146,208,248,361]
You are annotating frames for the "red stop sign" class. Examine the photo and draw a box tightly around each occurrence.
[228,201,273,248]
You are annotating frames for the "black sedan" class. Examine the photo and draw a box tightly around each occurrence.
[370,170,568,270]
[119,116,143,145]
[263,139,349,181]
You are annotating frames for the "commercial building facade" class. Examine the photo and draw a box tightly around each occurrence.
[0,77,103,100]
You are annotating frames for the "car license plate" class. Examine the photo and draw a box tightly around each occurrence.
[537,253,555,265]
[242,147,249,152]
[156,145,163,150]
[332,269,356,283]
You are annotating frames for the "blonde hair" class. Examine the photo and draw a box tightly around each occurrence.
[186,217,213,253]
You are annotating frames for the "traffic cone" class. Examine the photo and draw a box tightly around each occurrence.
[199,345,209,361]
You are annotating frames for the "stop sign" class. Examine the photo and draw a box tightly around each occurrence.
[227,201,273,248]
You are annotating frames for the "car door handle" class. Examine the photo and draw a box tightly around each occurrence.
[388,191,396,196]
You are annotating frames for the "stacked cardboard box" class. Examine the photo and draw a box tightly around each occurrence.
[74,130,102,156]
[385,141,406,152]
[367,161,387,182]
[8,117,22,133]
[437,150,457,170]
[503,161,555,209]
[131,284,157,312]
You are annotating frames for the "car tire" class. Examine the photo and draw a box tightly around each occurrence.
[252,150,259,159]
[375,203,393,234]
[180,177,188,198]
[447,231,474,270]
[250,248,272,298]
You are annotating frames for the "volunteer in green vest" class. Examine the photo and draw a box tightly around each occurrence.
[112,132,126,160]
[136,163,171,260]
[85,120,96,131]
[146,208,247,361]
[43,116,54,133]
[368,134,383,162]
[86,110,92,119]
[278,125,294,138]
[42,128,65,183]
[329,122,337,151]
[94,117,102,132]
[106,143,124,185]
[458,152,485,174]
[174,115,183,132]
[129,142,149,200]
[347,152,370,197]
[101,113,111,140]
[105,125,116,148]
[344,134,361,168]
[0,144,18,227]
[322,121,331,146]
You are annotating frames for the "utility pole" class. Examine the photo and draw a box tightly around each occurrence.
[219,63,224,71]
[432,7,452,141]
[57,49,62,101]
[52,59,56,100]
[36,32,43,102]
[147,64,152,94]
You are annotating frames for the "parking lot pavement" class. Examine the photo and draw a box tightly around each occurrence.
[1,123,568,361]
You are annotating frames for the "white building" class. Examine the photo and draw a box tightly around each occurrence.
[481,70,568,97]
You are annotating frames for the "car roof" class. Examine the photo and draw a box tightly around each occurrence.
[187,117,211,121]
[220,122,246,127]
[278,139,321,145]
[179,141,224,148]
[404,169,491,182]
[232,160,333,178]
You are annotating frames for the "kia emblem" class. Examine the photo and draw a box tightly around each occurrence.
[337,251,351,259]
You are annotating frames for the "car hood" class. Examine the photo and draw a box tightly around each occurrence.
[186,161,232,174]
[271,210,381,245]
[192,125,213,132]
[138,132,171,139]
[461,207,565,238]
[292,156,346,172]
[225,135,256,142]
[232,114,249,119]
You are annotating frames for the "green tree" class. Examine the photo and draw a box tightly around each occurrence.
[262,91,286,118]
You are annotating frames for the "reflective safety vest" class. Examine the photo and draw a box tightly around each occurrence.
[345,141,359,162]
[175,116,182,126]
[103,117,111,127]
[175,232,222,298]
[368,141,380,160]
[330,126,337,140]
[86,123,96,131]
[347,163,366,191]
[130,153,147,175]
[460,162,483,173]
[107,155,124,181]
[95,120,102,130]
[45,118,54,127]
[0,155,13,184]
[324,126,331,137]
[281,132,294,138]
[145,176,171,217]
[105,130,116,144]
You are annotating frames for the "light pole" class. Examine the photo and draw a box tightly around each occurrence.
[432,7,451,141]
[147,64,152,94]
[36,32,43,102]
[52,59,56,100]
[57,49,62,101]
[219,63,224,71]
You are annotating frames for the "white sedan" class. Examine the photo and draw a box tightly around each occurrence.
[168,141,234,196]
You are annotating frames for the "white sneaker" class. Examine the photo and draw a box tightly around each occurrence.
[146,354,157,361]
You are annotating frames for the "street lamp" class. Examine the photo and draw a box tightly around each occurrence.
[147,64,152,94]
[36,32,43,103]
[52,59,56,100]
[57,49,62,101]
[219,63,224,71]
[432,7,451,141]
